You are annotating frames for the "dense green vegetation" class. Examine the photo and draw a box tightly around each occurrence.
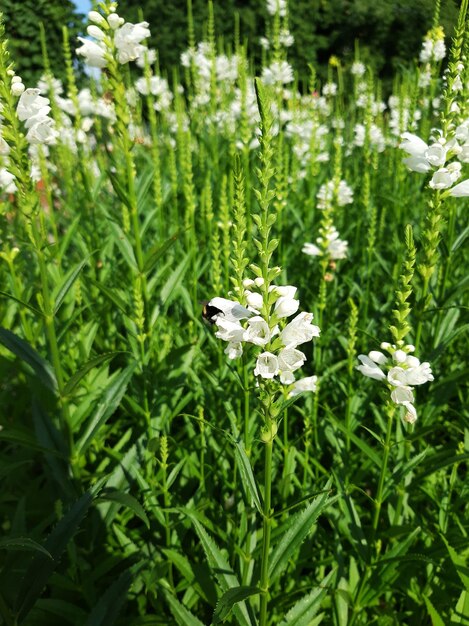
[0,0,468,624]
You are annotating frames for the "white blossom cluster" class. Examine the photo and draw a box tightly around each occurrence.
[261,60,294,86]
[208,281,320,396]
[419,28,446,64]
[266,0,287,17]
[302,225,348,260]
[399,128,469,196]
[77,10,150,68]
[388,95,421,137]
[17,89,57,146]
[357,343,434,424]
[317,179,354,209]
[135,75,173,112]
[353,123,386,153]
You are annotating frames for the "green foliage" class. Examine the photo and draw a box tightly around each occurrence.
[1,0,83,86]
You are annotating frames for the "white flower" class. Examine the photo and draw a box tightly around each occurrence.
[87,25,106,41]
[107,13,125,30]
[429,168,455,190]
[11,80,25,97]
[244,316,276,346]
[114,22,151,64]
[266,0,287,16]
[280,371,295,384]
[76,37,107,68]
[402,402,417,424]
[448,179,469,196]
[245,290,263,311]
[274,295,299,318]
[302,242,321,256]
[280,312,320,347]
[406,361,434,385]
[278,347,306,372]
[289,376,318,396]
[261,61,294,85]
[356,354,386,380]
[25,117,56,145]
[214,318,246,343]
[88,10,107,27]
[351,61,366,77]
[209,297,253,322]
[225,342,243,359]
[254,352,279,379]
[425,142,447,167]
[0,167,16,193]
[17,89,49,121]
[390,385,414,405]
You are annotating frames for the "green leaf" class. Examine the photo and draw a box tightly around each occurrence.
[75,363,137,456]
[269,480,331,582]
[96,489,149,529]
[143,231,180,275]
[280,569,334,626]
[63,352,124,397]
[234,441,263,515]
[187,515,253,626]
[109,221,137,271]
[108,170,132,211]
[0,537,52,559]
[0,328,57,392]
[423,594,445,626]
[14,481,105,622]
[164,591,206,626]
[89,278,129,316]
[53,257,88,314]
[451,224,469,252]
[0,290,43,316]
[441,536,469,590]
[85,561,146,626]
[212,586,260,624]
[453,590,469,623]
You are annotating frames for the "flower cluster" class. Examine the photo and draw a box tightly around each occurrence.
[302,225,348,260]
[317,179,354,209]
[266,0,287,17]
[357,342,434,423]
[17,88,57,145]
[419,27,446,64]
[208,280,320,396]
[77,10,150,68]
[400,130,469,196]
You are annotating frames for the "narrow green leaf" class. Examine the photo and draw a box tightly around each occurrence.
[53,258,88,314]
[234,441,263,515]
[453,590,469,623]
[15,482,105,622]
[63,352,124,396]
[441,536,469,590]
[108,170,132,210]
[280,570,334,626]
[269,480,331,582]
[75,363,137,456]
[109,221,137,271]
[423,594,445,626]
[96,489,149,529]
[164,591,206,626]
[85,561,146,626]
[451,224,469,252]
[89,278,129,315]
[0,290,43,316]
[0,328,57,392]
[188,515,253,626]
[160,254,191,307]
[0,426,66,458]
[143,231,180,275]
[212,586,260,624]
[0,537,52,559]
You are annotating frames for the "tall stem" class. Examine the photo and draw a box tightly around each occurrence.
[371,404,394,546]
[259,437,273,626]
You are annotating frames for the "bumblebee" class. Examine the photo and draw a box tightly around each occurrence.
[202,302,224,324]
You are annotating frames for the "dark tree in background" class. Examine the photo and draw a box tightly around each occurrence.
[123,0,460,87]
[0,0,461,88]
[0,0,84,86]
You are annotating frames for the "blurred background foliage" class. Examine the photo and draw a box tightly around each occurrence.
[0,0,461,89]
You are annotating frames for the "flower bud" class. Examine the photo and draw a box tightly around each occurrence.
[88,10,107,27]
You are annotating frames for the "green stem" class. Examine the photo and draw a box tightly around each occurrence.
[371,404,394,546]
[259,437,273,626]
